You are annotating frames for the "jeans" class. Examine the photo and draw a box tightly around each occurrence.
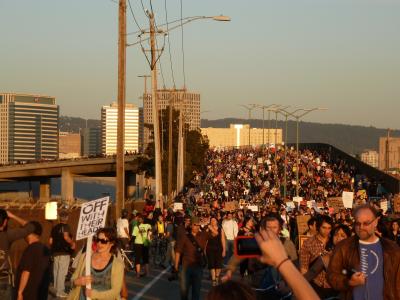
[164,240,175,266]
[225,240,234,265]
[179,265,203,300]
[53,255,70,295]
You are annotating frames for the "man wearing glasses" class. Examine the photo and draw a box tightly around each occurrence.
[328,204,400,300]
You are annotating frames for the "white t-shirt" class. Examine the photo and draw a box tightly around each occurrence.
[117,218,129,238]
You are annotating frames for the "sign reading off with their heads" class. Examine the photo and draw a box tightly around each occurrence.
[76,197,109,240]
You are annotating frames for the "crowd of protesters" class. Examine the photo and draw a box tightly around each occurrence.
[0,146,400,300]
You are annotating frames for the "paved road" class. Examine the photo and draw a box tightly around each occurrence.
[127,266,214,300]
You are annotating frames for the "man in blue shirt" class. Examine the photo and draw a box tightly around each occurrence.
[328,204,400,300]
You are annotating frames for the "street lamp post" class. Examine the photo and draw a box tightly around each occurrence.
[256,104,278,148]
[288,108,327,197]
[239,104,257,147]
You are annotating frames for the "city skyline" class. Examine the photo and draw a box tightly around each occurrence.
[1,0,399,129]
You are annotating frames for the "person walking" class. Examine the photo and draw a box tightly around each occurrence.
[328,204,400,300]
[117,209,130,250]
[132,214,151,278]
[0,209,34,299]
[174,216,209,300]
[15,221,51,300]
[206,217,226,286]
[221,212,238,264]
[49,210,76,298]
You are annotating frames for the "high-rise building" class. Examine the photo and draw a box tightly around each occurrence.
[379,136,400,170]
[201,124,282,148]
[59,132,81,159]
[0,93,59,164]
[81,127,102,157]
[360,150,379,168]
[142,89,200,150]
[101,102,139,155]
[139,107,144,153]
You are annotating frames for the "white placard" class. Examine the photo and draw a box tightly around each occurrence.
[258,157,263,164]
[307,201,313,208]
[293,196,303,204]
[342,191,354,209]
[248,205,259,212]
[45,202,58,220]
[224,191,229,197]
[76,197,110,241]
[380,200,388,213]
[286,201,295,209]
[173,202,183,211]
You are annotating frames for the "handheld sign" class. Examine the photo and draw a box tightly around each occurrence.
[76,197,110,300]
[173,202,183,212]
[342,192,354,209]
[45,202,58,220]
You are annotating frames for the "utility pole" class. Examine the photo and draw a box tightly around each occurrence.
[177,96,184,192]
[168,90,174,206]
[116,0,126,219]
[149,11,163,210]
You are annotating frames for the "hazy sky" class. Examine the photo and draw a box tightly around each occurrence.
[1,0,399,129]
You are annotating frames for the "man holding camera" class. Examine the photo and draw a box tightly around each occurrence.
[174,216,209,300]
[328,204,400,300]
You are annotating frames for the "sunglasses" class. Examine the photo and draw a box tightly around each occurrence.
[94,237,110,244]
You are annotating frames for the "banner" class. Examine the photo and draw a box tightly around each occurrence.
[76,197,109,241]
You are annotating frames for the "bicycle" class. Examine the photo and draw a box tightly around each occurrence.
[119,248,135,271]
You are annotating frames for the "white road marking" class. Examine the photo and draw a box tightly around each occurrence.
[132,267,171,300]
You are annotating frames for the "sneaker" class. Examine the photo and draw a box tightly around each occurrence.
[56,292,68,298]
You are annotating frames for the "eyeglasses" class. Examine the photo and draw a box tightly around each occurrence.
[94,237,110,244]
[354,218,376,228]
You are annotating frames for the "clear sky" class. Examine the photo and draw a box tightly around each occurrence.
[1,0,399,129]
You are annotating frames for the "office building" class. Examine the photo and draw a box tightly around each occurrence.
[360,150,379,168]
[101,102,139,155]
[81,127,102,157]
[142,89,200,150]
[0,93,59,164]
[59,132,81,159]
[201,124,282,148]
[379,136,400,170]
[139,107,144,153]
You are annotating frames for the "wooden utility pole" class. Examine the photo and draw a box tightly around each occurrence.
[149,12,163,210]
[168,91,174,205]
[116,0,126,219]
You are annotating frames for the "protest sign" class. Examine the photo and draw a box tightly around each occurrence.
[293,196,303,204]
[394,195,400,213]
[258,157,263,164]
[248,205,259,212]
[76,197,109,241]
[76,197,109,300]
[296,215,311,236]
[286,201,296,209]
[224,201,238,212]
[380,200,388,213]
[306,201,313,209]
[224,191,229,198]
[342,191,354,209]
[173,202,183,211]
[45,202,58,220]
[328,197,345,213]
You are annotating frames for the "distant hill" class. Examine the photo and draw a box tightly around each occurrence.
[60,116,400,155]
[59,116,100,133]
[201,118,400,155]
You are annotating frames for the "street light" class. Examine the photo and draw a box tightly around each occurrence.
[255,104,278,147]
[239,104,258,147]
[287,107,327,197]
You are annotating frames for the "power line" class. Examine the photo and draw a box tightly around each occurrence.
[164,0,176,88]
[127,0,143,31]
[179,0,186,89]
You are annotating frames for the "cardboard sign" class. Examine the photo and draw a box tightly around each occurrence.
[296,215,311,235]
[173,202,183,211]
[328,197,345,213]
[224,201,238,212]
[76,197,109,241]
[394,195,400,213]
[342,192,354,209]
